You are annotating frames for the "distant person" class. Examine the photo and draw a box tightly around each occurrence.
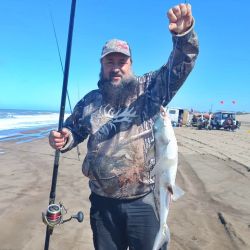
[224,116,235,131]
[49,3,199,250]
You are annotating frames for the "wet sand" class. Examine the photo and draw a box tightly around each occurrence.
[0,114,250,250]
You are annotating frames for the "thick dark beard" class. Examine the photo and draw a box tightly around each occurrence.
[98,75,138,108]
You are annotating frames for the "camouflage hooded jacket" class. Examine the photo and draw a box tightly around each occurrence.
[62,28,199,199]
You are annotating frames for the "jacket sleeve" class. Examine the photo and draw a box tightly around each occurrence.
[146,24,199,107]
[60,97,90,153]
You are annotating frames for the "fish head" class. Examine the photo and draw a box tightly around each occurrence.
[153,106,177,158]
[153,106,172,135]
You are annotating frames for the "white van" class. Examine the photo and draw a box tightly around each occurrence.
[167,108,190,127]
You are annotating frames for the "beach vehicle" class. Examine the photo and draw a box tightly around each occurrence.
[167,108,190,127]
[211,111,239,131]
[194,113,213,130]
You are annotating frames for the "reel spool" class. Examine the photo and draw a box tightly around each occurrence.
[42,203,83,228]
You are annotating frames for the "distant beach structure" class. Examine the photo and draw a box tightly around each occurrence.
[0,109,70,143]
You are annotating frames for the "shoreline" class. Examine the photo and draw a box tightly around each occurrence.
[0,125,56,144]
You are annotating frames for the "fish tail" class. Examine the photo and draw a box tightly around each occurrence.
[165,224,170,243]
[152,224,170,250]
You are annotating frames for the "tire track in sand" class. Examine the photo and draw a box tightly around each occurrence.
[168,141,250,249]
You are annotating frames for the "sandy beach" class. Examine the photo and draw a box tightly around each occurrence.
[0,114,250,250]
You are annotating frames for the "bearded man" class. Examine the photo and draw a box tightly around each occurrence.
[49,3,199,250]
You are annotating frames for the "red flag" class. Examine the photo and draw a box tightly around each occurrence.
[232,100,236,104]
[220,100,224,104]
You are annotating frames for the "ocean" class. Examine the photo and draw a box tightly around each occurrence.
[0,109,70,144]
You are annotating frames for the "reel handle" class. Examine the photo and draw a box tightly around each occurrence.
[72,211,84,222]
[62,211,84,224]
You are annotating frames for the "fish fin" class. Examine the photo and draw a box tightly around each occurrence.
[172,185,185,201]
[167,185,173,195]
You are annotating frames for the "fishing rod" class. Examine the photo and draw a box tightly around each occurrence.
[42,1,83,250]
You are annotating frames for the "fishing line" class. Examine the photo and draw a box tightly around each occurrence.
[167,0,189,103]
[49,9,74,114]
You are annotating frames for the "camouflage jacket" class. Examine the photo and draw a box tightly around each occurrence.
[62,28,199,199]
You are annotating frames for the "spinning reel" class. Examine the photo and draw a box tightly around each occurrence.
[42,203,84,228]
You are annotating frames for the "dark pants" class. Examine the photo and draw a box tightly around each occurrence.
[89,192,167,250]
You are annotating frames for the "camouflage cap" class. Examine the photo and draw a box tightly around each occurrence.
[101,39,131,59]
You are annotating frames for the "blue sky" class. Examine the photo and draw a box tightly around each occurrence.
[0,0,249,112]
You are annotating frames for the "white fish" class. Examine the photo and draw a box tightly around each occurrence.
[152,106,184,250]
